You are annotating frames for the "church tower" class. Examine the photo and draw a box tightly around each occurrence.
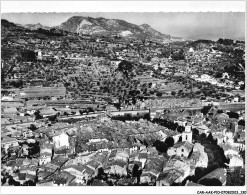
[182,125,193,143]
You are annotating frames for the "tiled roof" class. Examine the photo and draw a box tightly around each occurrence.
[51,156,69,167]
[63,164,85,173]
[199,168,227,184]
[18,173,27,181]
[173,141,194,151]
[138,153,148,159]
[157,169,182,184]
[107,159,127,168]
[6,160,16,167]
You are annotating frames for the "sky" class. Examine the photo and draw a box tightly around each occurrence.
[1,12,245,41]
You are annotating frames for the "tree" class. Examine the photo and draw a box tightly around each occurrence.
[207,133,215,144]
[97,167,105,179]
[1,176,7,185]
[143,113,150,121]
[215,72,223,78]
[8,177,20,186]
[192,128,199,140]
[10,80,24,88]
[29,124,37,131]
[217,110,224,114]
[199,133,207,140]
[177,126,185,133]
[240,84,245,90]
[48,115,57,122]
[28,141,40,157]
[201,106,212,115]
[165,137,175,148]
[132,164,140,177]
[171,91,176,96]
[116,60,134,79]
[23,180,35,186]
[227,169,245,186]
[156,92,162,97]
[34,110,43,120]
[20,50,36,62]
[199,178,222,186]
[153,140,168,153]
[227,111,239,119]
[239,149,245,164]
[171,49,185,61]
[238,119,245,126]
[194,167,205,182]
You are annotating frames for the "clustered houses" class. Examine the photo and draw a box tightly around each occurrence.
[2,102,245,186]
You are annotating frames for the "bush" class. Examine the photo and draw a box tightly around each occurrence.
[201,106,212,115]
[199,178,222,186]
[156,92,162,97]
[20,50,36,62]
[153,140,168,153]
[164,137,175,148]
[238,119,245,126]
[227,111,239,119]
[29,124,37,131]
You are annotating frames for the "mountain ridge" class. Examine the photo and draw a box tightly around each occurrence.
[57,16,177,42]
[2,17,182,42]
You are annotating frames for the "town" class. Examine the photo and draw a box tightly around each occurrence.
[1,17,245,187]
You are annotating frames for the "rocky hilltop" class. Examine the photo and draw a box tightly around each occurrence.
[57,16,176,42]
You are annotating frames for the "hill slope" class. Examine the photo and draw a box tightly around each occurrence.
[57,16,175,42]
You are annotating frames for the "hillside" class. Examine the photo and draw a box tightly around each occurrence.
[23,23,51,30]
[57,16,175,42]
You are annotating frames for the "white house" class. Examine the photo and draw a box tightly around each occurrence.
[188,47,194,53]
[138,153,148,168]
[167,141,194,158]
[52,131,70,149]
[193,124,210,135]
[212,133,225,145]
[228,155,244,168]
[39,144,53,165]
[106,162,128,176]
[190,143,208,168]
[222,72,230,79]
[200,74,211,81]
[221,144,239,158]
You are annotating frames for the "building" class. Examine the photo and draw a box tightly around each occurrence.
[190,149,208,168]
[182,125,192,143]
[62,165,87,184]
[1,138,19,153]
[39,144,53,165]
[198,168,227,186]
[167,141,194,158]
[228,155,244,168]
[156,169,182,186]
[51,132,70,149]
